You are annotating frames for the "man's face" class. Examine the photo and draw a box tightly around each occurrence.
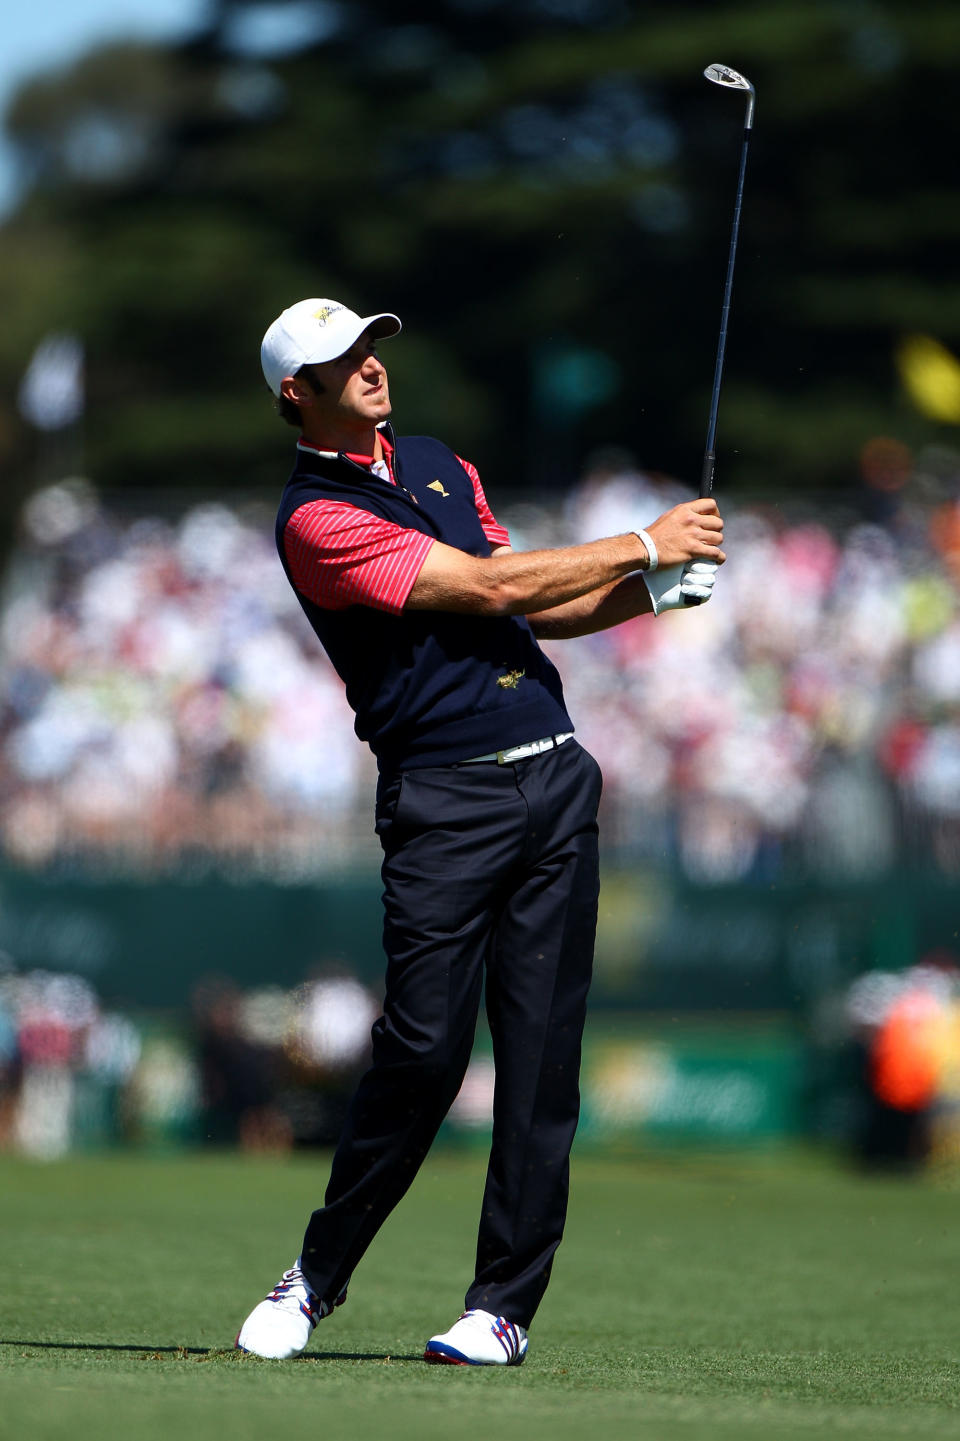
[302,329,392,431]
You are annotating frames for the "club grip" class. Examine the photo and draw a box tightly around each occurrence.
[700,450,716,499]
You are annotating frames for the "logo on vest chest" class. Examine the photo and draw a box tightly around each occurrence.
[497,668,525,690]
[427,480,449,497]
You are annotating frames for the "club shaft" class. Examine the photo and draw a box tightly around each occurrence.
[700,123,751,498]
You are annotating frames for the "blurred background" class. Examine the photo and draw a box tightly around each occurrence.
[1,0,960,1172]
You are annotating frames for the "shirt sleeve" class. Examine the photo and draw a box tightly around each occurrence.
[456,455,511,550]
[284,499,435,614]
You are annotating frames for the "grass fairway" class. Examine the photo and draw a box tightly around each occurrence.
[1,1146,958,1441]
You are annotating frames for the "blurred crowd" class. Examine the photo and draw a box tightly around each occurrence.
[0,482,373,876]
[842,955,960,1170]
[552,442,960,882]
[191,969,379,1150]
[3,443,960,882]
[0,964,143,1158]
[7,953,960,1165]
[0,960,385,1158]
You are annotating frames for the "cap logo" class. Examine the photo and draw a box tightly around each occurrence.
[312,305,343,325]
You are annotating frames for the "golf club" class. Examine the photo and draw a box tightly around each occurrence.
[700,62,755,499]
[682,62,754,605]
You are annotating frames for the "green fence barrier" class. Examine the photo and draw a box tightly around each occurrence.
[4,861,953,1153]
[578,1019,803,1145]
[445,1017,805,1147]
[0,862,956,1010]
[0,867,385,1006]
[592,869,936,1010]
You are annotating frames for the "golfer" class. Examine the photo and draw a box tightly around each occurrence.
[236,298,724,1366]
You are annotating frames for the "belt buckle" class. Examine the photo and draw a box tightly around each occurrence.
[497,737,549,765]
[489,733,573,765]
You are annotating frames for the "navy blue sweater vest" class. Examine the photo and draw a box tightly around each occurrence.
[275,427,573,771]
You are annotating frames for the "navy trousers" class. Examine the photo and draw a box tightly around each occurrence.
[298,739,602,1328]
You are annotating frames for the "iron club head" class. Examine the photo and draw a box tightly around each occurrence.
[704,63,755,127]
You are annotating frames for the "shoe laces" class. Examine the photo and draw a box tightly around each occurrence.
[266,1265,348,1325]
[459,1309,524,1337]
[267,1266,320,1325]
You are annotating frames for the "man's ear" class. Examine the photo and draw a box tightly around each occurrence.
[280,374,314,409]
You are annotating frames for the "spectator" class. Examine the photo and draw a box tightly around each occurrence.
[2,458,960,882]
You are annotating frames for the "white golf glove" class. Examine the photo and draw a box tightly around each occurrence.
[643,560,718,615]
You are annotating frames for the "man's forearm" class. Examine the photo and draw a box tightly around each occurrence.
[406,532,649,615]
[527,573,654,639]
[405,498,724,618]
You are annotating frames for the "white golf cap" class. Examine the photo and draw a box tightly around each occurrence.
[261,298,402,395]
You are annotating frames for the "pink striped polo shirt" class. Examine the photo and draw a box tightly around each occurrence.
[284,433,511,615]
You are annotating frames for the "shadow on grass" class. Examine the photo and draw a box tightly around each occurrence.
[2,1341,209,1356]
[302,1352,423,1364]
[1,1339,422,1363]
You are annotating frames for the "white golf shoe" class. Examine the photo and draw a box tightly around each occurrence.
[235,1261,346,1359]
[423,1308,528,1366]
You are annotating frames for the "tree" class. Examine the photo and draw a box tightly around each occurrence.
[0,0,958,527]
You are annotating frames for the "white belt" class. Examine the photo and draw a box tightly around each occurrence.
[461,732,575,766]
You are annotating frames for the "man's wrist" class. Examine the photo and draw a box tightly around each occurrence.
[633,528,659,572]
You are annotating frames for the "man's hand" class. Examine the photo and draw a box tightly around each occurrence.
[643,559,719,615]
[643,498,724,569]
